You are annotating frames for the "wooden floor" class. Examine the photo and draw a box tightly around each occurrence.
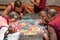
[0,5,60,14]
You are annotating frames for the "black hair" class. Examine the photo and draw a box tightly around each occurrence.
[48,10,57,17]
[14,0,22,8]
[8,13,15,19]
[8,12,19,19]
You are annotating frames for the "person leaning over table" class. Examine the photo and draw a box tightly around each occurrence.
[2,0,26,18]
[47,9,58,40]
[30,0,46,13]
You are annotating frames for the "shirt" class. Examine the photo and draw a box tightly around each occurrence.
[0,16,8,28]
[49,14,60,40]
[9,3,26,13]
[34,0,46,13]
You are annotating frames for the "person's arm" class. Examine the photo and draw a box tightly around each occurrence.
[43,33,49,40]
[31,0,40,6]
[30,0,35,4]
[30,0,37,5]
[48,25,57,40]
[2,5,11,16]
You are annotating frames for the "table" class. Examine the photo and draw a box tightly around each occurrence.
[11,19,47,40]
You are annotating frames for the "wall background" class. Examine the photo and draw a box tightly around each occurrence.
[0,0,60,6]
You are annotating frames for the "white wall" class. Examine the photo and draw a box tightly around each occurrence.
[0,0,31,5]
[0,0,16,5]
[46,0,56,5]
[55,0,60,6]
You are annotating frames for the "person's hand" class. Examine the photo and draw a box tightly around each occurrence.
[44,33,49,40]
[36,4,39,6]
[33,3,38,6]
[20,13,24,19]
[35,0,40,6]
[33,3,39,6]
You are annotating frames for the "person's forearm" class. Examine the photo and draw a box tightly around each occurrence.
[44,33,49,40]
[30,0,36,5]
[2,11,8,16]
[2,5,11,16]
[48,26,57,40]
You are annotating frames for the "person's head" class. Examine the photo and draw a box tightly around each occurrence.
[40,11,47,17]
[8,12,19,22]
[14,0,22,13]
[47,9,57,20]
[39,11,49,23]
